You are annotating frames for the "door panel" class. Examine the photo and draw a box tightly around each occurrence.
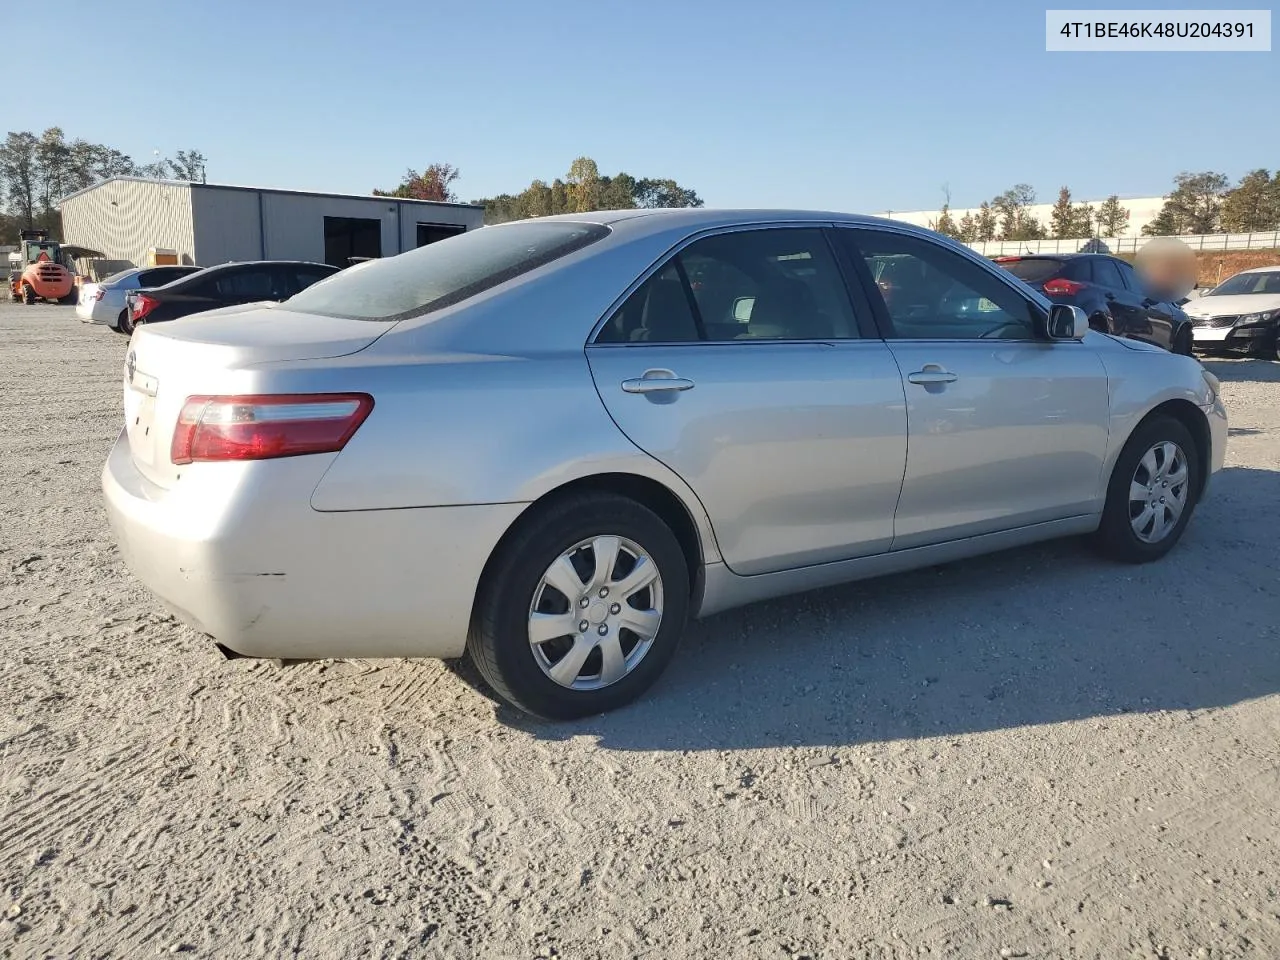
[587,342,908,575]
[886,340,1110,548]
[835,227,1111,549]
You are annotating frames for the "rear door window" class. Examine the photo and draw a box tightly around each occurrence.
[215,268,276,300]
[596,227,860,344]
[1093,259,1125,291]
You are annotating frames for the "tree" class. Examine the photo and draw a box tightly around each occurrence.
[0,131,40,227]
[167,149,207,182]
[473,161,702,224]
[1049,186,1075,239]
[1094,194,1130,237]
[955,211,977,243]
[566,156,601,213]
[633,178,702,209]
[1220,168,1280,232]
[974,202,998,242]
[1070,202,1096,238]
[600,172,638,210]
[1143,170,1229,235]
[931,204,959,238]
[375,162,461,203]
[992,183,1043,240]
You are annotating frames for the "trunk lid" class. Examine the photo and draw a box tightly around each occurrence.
[123,305,394,488]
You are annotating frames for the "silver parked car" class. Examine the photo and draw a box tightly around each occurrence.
[76,265,203,331]
[103,210,1228,719]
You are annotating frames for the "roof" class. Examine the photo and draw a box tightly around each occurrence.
[58,176,484,210]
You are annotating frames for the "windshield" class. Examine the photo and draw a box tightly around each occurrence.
[1207,270,1280,296]
[995,258,1065,284]
[283,221,610,321]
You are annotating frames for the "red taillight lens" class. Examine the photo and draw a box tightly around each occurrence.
[132,293,158,321]
[170,394,374,465]
[1042,278,1084,296]
[994,256,1021,263]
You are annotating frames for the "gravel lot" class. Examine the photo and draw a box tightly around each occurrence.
[2,302,1278,960]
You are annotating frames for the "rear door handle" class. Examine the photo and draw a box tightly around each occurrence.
[907,365,958,385]
[621,369,696,394]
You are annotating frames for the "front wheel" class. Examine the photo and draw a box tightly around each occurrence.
[21,285,35,305]
[467,492,690,719]
[1092,416,1200,563]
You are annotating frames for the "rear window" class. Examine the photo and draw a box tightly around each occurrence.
[997,258,1066,284]
[283,221,610,321]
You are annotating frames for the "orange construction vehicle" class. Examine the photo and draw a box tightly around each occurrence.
[7,229,76,304]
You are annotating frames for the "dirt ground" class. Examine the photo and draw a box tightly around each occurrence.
[1,303,1278,960]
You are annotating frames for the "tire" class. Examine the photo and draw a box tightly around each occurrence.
[1092,415,1200,564]
[1249,331,1278,362]
[118,309,135,336]
[111,309,128,333]
[21,285,35,305]
[466,492,690,720]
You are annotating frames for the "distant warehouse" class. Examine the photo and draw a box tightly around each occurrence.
[59,177,485,269]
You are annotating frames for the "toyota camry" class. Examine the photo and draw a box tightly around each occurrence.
[103,209,1227,719]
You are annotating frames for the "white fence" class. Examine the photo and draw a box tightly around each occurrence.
[968,231,1280,257]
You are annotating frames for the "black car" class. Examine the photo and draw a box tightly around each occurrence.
[994,253,1193,354]
[123,260,339,333]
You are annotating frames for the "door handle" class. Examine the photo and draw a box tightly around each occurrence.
[907,365,958,385]
[621,369,696,394]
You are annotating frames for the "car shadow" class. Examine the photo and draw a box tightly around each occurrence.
[1202,357,1280,383]
[507,465,1280,750]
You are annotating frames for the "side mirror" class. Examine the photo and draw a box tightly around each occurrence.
[1047,303,1088,341]
[732,296,755,322]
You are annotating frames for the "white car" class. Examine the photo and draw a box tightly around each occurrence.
[1183,266,1280,360]
[76,266,202,330]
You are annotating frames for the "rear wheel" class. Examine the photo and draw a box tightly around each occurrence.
[118,309,135,336]
[467,492,690,719]
[1092,416,1199,563]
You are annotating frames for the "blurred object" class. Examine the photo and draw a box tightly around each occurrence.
[1135,237,1198,302]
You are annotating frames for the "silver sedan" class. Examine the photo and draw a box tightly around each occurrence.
[102,210,1228,718]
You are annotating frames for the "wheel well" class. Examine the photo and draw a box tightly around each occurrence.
[1139,399,1211,501]
[471,473,706,631]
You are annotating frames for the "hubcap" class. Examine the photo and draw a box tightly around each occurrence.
[1128,440,1190,544]
[528,536,664,691]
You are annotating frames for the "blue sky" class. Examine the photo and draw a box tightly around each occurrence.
[22,0,1278,211]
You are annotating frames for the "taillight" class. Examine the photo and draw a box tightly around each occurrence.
[170,394,374,464]
[1043,278,1084,296]
[92,288,105,301]
[132,293,158,321]
[994,256,1020,263]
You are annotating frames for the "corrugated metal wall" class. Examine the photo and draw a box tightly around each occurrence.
[190,187,262,265]
[62,180,486,269]
[60,180,196,267]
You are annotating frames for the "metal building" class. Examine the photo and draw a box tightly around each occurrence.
[59,177,485,269]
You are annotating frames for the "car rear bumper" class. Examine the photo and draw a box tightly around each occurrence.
[101,428,527,659]
[76,300,115,324]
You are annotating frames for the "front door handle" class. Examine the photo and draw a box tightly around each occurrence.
[621,369,696,394]
[907,365,958,385]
